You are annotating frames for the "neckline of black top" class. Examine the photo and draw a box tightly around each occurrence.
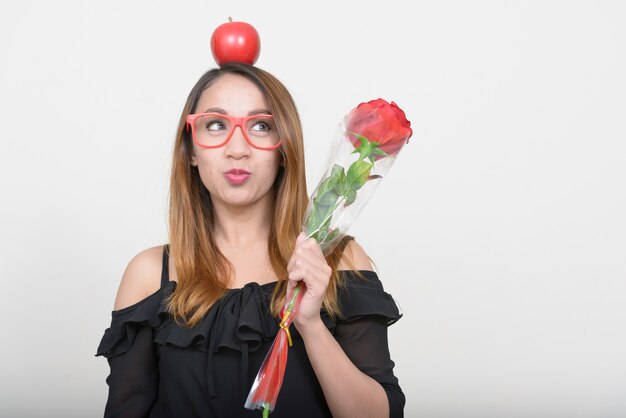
[111,269,378,317]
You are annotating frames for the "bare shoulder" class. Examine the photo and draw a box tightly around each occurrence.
[337,239,374,271]
[113,245,165,311]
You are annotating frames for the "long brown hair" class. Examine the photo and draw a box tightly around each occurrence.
[166,63,359,327]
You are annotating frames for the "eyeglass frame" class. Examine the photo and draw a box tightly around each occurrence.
[185,112,283,150]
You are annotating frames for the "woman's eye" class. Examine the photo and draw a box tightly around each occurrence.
[206,120,226,131]
[251,121,271,132]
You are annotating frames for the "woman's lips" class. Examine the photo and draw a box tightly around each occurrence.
[224,172,250,185]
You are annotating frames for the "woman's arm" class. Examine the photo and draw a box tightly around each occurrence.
[103,325,159,417]
[113,246,164,310]
[287,235,392,418]
[298,319,391,418]
[98,247,164,417]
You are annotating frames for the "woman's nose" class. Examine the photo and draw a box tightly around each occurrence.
[224,125,251,157]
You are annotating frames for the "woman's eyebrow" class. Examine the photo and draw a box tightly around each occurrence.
[200,107,272,116]
[202,107,227,114]
[248,108,272,115]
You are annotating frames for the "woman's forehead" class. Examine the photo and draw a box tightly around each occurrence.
[196,73,269,115]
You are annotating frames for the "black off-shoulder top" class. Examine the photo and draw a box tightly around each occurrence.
[96,245,404,417]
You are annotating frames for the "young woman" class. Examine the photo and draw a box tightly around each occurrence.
[96,63,404,418]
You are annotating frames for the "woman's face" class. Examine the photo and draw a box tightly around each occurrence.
[190,73,283,211]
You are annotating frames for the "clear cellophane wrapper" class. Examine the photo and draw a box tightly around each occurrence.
[245,103,410,415]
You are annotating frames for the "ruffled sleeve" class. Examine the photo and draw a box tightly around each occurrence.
[334,270,405,418]
[95,283,173,417]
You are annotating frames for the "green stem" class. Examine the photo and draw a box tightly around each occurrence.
[263,403,270,418]
[287,285,300,312]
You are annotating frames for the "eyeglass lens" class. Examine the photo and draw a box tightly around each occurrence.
[192,114,279,148]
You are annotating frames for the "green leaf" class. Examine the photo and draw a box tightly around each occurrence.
[329,164,348,195]
[309,195,340,238]
[330,164,345,182]
[314,215,332,243]
[346,161,372,191]
[344,189,357,206]
[306,206,322,234]
[308,165,350,240]
[323,228,340,244]
[316,177,335,198]
[316,190,339,206]
[335,182,349,197]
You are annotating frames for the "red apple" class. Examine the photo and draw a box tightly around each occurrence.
[210,18,261,65]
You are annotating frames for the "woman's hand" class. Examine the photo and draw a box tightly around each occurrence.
[286,232,332,332]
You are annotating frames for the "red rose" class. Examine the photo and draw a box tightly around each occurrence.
[345,99,413,159]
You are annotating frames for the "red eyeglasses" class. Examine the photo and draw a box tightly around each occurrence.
[186,113,282,150]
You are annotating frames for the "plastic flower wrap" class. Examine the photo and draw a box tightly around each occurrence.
[245,98,412,416]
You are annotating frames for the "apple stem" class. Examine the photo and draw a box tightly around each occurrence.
[228,16,233,22]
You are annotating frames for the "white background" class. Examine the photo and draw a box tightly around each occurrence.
[1,1,625,417]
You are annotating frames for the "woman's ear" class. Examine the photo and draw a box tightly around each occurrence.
[190,152,198,167]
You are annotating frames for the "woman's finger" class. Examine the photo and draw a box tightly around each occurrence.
[304,237,324,257]
[290,260,330,291]
[288,264,308,282]
[287,233,308,272]
[291,241,323,264]
[285,276,301,299]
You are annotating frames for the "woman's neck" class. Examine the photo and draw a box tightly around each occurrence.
[211,198,273,249]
